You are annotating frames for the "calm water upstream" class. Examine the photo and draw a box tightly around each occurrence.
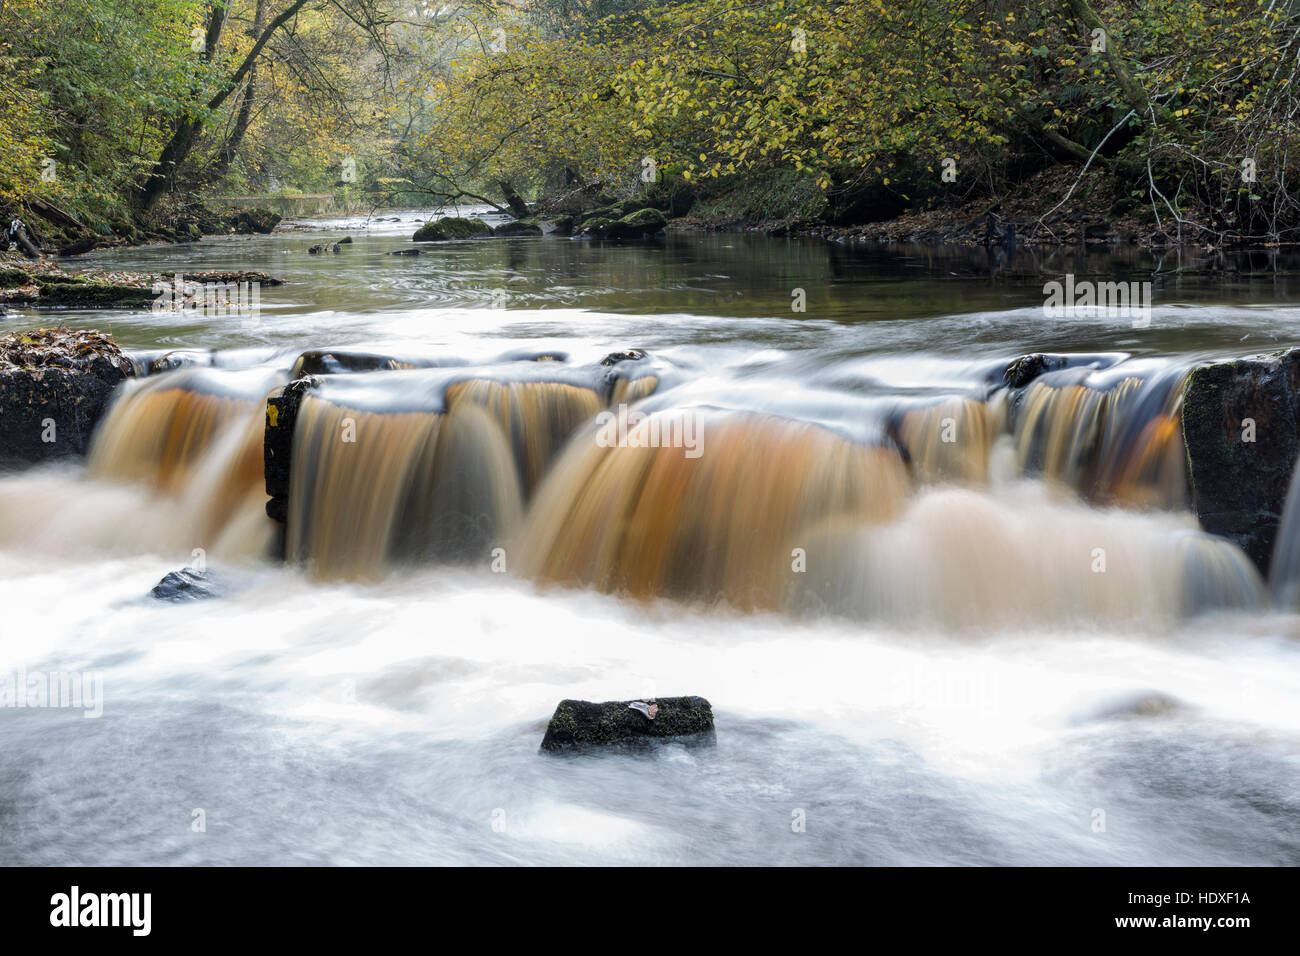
[1,209,1298,865]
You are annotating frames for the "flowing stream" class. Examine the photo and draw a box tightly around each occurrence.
[1,210,1299,865]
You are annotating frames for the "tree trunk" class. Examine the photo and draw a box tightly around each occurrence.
[28,198,85,232]
[207,0,265,186]
[1063,0,1173,126]
[133,0,310,214]
[1007,105,1096,164]
[498,181,531,218]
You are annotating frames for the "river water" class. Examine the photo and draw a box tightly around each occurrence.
[1,210,1298,865]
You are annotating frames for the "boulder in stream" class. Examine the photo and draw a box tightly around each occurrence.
[412,217,493,241]
[151,567,221,602]
[1181,348,1300,575]
[540,696,715,753]
[577,207,667,239]
[494,216,544,237]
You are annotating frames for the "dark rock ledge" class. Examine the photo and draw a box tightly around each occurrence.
[0,326,133,468]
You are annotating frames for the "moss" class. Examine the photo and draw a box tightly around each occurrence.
[412,216,493,241]
[607,207,667,238]
[35,282,152,307]
[575,215,616,238]
[576,204,621,227]
[494,216,543,237]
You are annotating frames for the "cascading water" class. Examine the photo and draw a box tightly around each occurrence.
[518,410,910,609]
[0,366,283,559]
[49,346,1246,619]
[285,395,523,579]
[1269,458,1300,610]
[1008,362,1190,510]
[2,220,1297,866]
[444,377,607,493]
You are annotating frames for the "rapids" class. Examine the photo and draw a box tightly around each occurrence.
[0,210,1298,865]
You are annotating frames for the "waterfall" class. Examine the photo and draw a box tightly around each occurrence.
[4,346,1261,624]
[1009,364,1189,509]
[1270,460,1300,610]
[284,396,523,579]
[0,367,283,559]
[517,411,910,609]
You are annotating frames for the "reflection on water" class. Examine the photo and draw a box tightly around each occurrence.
[7,207,1300,358]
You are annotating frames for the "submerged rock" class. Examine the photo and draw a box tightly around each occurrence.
[0,327,134,468]
[540,696,715,753]
[307,241,344,254]
[1181,348,1300,574]
[150,567,221,602]
[1073,690,1183,725]
[1003,353,1069,389]
[412,217,493,241]
[600,348,647,366]
[289,350,426,377]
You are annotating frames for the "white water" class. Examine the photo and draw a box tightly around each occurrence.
[1,537,1298,865]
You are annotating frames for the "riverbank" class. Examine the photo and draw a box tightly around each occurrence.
[666,166,1270,250]
[0,202,284,261]
[4,162,1281,264]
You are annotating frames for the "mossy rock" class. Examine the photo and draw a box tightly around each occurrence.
[575,215,616,238]
[540,696,715,753]
[494,216,544,237]
[412,216,494,241]
[33,272,86,286]
[604,207,668,239]
[35,281,152,307]
[576,204,621,228]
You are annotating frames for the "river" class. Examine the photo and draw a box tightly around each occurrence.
[0,210,1297,865]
